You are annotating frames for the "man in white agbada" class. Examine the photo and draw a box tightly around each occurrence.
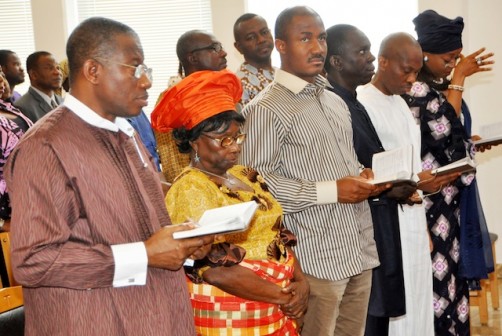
[358,32,460,336]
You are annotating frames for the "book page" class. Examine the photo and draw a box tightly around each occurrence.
[432,157,477,176]
[370,145,414,185]
[474,121,502,146]
[173,201,259,239]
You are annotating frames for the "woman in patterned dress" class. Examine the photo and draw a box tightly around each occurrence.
[403,10,494,336]
[153,70,309,335]
[0,70,32,233]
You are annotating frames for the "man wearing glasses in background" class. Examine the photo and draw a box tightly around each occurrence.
[5,17,214,335]
[153,29,229,183]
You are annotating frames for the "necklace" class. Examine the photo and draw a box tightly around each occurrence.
[192,166,236,185]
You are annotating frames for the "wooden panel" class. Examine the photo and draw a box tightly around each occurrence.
[0,286,23,313]
[0,232,17,287]
[489,240,500,309]
[470,284,489,325]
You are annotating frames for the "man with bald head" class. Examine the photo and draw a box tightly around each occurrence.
[358,32,459,336]
[176,30,227,79]
[154,30,228,183]
[240,6,382,336]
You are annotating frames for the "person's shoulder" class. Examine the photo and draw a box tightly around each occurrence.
[395,94,414,112]
[171,168,206,187]
[229,164,250,176]
[168,168,217,197]
[14,89,42,108]
[356,83,381,103]
[244,81,288,109]
[229,165,261,181]
[235,62,249,78]
[242,82,309,127]
[324,88,349,106]
[20,107,78,144]
[356,82,374,95]
[0,116,21,136]
[12,92,31,107]
[7,108,78,171]
[27,87,44,100]
[241,84,275,116]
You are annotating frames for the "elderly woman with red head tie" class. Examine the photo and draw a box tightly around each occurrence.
[152,70,309,336]
[402,10,495,336]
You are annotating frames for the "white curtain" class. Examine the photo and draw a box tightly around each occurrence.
[0,0,35,96]
[76,0,213,114]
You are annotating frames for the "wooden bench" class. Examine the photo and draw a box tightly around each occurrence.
[469,232,499,325]
[0,232,24,335]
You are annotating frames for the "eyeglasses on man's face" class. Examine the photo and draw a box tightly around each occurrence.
[202,133,246,148]
[94,57,153,81]
[190,43,224,54]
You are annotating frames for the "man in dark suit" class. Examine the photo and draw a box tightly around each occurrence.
[14,51,63,122]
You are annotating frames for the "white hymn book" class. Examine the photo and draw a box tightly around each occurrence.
[431,156,477,176]
[172,201,259,239]
[369,145,415,186]
[473,121,502,147]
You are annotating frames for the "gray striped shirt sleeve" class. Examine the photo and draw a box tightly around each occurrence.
[240,102,318,213]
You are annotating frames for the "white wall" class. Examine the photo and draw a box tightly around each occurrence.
[29,0,502,261]
[210,0,246,72]
[30,0,69,61]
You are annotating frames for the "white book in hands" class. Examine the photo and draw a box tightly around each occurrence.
[431,156,477,176]
[172,201,259,239]
[473,121,502,147]
[369,145,415,186]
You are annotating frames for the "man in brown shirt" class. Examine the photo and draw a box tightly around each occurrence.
[5,17,213,335]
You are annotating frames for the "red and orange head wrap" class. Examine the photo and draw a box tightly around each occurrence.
[152,69,242,132]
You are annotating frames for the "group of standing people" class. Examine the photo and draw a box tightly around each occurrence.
[0,5,496,336]
[154,6,494,336]
[0,48,69,236]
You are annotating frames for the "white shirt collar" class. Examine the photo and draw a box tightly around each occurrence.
[63,94,135,137]
[274,68,327,95]
[274,69,308,94]
[31,86,55,106]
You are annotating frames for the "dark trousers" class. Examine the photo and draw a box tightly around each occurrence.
[364,315,389,336]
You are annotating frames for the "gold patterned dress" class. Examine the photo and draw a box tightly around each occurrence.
[166,165,298,336]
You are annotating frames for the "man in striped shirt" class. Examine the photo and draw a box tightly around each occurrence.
[240,6,382,336]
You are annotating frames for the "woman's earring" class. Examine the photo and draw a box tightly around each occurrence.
[194,151,200,163]
[423,55,429,62]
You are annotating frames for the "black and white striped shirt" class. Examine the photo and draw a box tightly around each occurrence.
[240,69,379,281]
